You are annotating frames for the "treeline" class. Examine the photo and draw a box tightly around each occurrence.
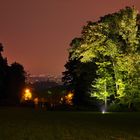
[0,43,26,105]
[63,7,140,111]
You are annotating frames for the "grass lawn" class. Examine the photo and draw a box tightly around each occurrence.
[0,107,140,140]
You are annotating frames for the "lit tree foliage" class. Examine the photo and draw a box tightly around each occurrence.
[64,7,140,110]
[91,61,115,110]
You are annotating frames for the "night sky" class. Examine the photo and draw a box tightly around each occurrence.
[1,0,140,75]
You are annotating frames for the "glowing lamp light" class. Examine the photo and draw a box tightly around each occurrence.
[67,93,73,98]
[25,89,30,93]
[24,88,32,100]
[65,92,74,105]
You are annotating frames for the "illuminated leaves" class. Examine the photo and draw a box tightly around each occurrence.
[65,6,140,108]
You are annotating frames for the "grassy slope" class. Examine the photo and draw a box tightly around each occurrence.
[0,107,140,140]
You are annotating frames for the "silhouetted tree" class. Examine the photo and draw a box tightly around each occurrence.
[0,43,26,105]
[0,43,9,100]
[8,62,26,104]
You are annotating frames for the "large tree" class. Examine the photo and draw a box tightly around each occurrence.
[64,7,140,110]
[0,44,26,105]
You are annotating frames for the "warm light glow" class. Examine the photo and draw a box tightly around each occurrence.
[65,92,74,105]
[68,93,73,98]
[25,89,30,93]
[34,97,39,105]
[24,88,32,100]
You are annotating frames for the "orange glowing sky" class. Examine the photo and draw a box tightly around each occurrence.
[1,0,140,75]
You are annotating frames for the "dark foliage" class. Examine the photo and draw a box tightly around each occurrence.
[0,43,26,105]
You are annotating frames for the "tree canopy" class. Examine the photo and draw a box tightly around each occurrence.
[0,43,26,105]
[63,7,140,110]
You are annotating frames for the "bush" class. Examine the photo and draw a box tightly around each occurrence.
[133,102,140,111]
[108,103,129,112]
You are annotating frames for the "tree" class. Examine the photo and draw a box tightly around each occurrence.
[63,38,97,106]
[91,61,115,111]
[116,54,140,109]
[8,62,26,104]
[0,43,26,105]
[0,43,9,99]
[65,7,140,110]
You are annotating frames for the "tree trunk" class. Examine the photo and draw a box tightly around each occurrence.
[104,80,107,111]
[105,96,107,111]
[128,102,132,111]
